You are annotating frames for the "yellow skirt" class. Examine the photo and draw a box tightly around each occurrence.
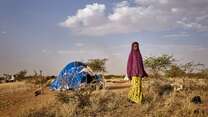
[128,76,143,103]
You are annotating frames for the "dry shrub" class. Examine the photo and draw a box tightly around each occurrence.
[56,92,76,104]
[55,86,95,116]
[146,79,174,97]
[74,90,125,116]
[141,78,208,117]
[54,89,127,117]
[19,106,56,117]
[91,91,120,112]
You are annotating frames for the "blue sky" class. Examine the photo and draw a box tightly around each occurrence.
[0,0,208,75]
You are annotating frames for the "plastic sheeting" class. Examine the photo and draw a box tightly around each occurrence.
[50,61,102,90]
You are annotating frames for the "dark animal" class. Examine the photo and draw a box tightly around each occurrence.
[191,96,202,104]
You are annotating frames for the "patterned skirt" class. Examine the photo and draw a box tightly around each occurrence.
[128,76,143,103]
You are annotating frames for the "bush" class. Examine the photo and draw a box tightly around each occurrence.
[15,70,27,81]
[86,58,108,73]
[144,54,175,78]
[56,86,93,108]
[181,62,204,74]
[165,64,186,78]
[198,68,208,78]
[56,92,76,104]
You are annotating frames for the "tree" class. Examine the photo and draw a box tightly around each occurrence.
[165,64,186,78]
[144,54,175,77]
[181,62,204,74]
[86,58,108,73]
[198,68,208,78]
[3,74,11,81]
[15,70,27,81]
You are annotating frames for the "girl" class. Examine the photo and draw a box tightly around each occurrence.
[127,42,148,103]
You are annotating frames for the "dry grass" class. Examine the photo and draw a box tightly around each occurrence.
[0,77,208,117]
[0,82,34,113]
[0,82,32,94]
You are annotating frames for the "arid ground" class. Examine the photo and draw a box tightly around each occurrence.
[0,77,208,117]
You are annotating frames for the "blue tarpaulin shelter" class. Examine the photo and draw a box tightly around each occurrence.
[50,61,102,90]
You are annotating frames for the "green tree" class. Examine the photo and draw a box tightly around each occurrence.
[144,54,175,77]
[86,58,108,73]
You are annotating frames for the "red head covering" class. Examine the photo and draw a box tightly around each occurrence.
[127,42,148,79]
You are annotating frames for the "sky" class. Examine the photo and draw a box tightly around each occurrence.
[0,0,208,75]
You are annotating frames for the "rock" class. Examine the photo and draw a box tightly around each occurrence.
[34,88,43,96]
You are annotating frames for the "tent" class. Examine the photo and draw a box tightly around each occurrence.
[50,61,103,90]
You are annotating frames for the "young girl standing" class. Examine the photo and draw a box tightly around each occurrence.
[127,42,148,103]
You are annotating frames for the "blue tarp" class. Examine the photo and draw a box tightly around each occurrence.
[50,61,101,90]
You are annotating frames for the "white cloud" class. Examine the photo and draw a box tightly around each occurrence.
[112,53,122,56]
[75,43,84,47]
[57,50,86,54]
[171,8,178,13]
[61,0,208,36]
[116,1,129,8]
[162,32,190,38]
[42,49,47,53]
[60,3,107,33]
[1,31,7,34]
[177,20,207,31]
[135,0,168,5]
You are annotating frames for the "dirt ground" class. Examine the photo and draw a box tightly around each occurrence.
[0,79,130,117]
[0,82,55,117]
[0,77,208,117]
